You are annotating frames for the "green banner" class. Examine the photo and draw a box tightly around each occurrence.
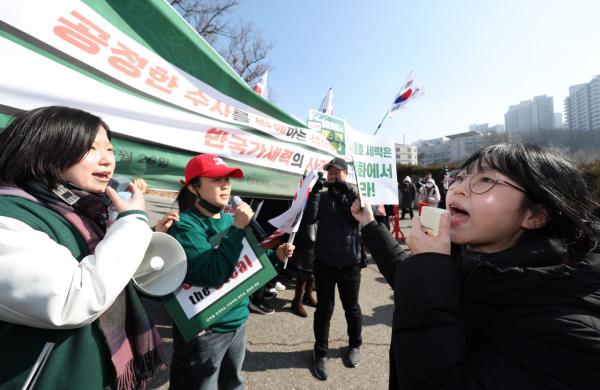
[1,115,302,199]
[308,109,346,155]
[0,113,12,129]
[112,136,301,198]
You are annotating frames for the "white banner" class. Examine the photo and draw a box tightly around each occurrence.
[1,0,336,155]
[0,38,332,175]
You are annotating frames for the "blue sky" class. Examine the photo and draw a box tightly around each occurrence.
[225,0,600,144]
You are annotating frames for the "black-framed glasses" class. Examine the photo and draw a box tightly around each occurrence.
[443,170,527,195]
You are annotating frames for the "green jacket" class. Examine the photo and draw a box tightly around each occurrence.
[169,208,280,333]
[0,196,114,390]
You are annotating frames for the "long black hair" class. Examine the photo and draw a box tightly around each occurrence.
[461,143,599,262]
[0,106,111,189]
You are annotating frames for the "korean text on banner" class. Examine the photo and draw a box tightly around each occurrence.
[346,126,399,205]
[1,0,337,153]
[308,109,346,156]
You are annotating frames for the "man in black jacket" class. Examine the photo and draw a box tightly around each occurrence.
[305,157,363,380]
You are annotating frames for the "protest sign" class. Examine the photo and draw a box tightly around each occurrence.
[346,126,399,205]
[162,228,276,341]
[308,109,347,155]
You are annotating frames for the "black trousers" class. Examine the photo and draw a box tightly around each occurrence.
[401,207,414,219]
[313,261,362,357]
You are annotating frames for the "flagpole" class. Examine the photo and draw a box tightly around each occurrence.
[374,109,390,135]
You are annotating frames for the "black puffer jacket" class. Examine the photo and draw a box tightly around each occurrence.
[362,221,600,390]
[305,182,361,267]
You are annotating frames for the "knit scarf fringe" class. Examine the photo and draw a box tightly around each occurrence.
[114,348,166,390]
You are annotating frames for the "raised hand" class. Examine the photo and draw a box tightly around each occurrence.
[232,201,254,229]
[276,243,295,261]
[154,211,180,233]
[105,182,145,213]
[133,177,148,193]
[351,199,375,225]
[405,212,451,256]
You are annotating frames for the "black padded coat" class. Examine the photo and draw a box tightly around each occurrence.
[361,221,600,390]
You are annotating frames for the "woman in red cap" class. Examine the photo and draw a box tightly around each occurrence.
[168,154,294,390]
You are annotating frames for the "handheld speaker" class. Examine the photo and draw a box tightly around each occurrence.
[133,232,187,296]
[420,206,446,237]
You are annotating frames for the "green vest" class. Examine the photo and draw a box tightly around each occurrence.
[0,196,114,390]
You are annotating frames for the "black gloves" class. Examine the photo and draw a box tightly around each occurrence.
[311,177,325,194]
[334,181,352,194]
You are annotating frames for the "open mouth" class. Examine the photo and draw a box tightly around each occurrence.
[92,173,111,182]
[449,204,469,224]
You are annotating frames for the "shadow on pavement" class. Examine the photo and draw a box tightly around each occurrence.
[242,349,312,371]
[362,303,394,327]
[242,346,349,372]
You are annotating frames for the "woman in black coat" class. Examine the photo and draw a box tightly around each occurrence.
[352,143,600,390]
[399,176,417,219]
[287,213,318,317]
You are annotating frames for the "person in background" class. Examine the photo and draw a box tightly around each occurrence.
[248,198,290,315]
[416,172,432,192]
[351,143,600,390]
[248,284,276,315]
[418,177,441,208]
[373,204,390,229]
[288,212,318,317]
[384,204,395,226]
[438,168,450,210]
[131,177,180,232]
[167,154,294,390]
[398,176,417,219]
[0,106,163,390]
[305,157,363,381]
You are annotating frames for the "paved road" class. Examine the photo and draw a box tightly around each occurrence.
[142,195,414,390]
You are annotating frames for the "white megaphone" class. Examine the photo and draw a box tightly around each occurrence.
[132,232,187,297]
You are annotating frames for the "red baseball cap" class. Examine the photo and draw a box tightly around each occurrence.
[184,154,244,184]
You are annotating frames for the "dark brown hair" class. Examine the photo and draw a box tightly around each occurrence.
[0,106,111,188]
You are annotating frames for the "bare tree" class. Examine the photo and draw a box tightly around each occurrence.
[170,0,273,87]
[222,22,272,87]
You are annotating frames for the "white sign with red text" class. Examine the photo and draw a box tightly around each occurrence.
[174,237,262,319]
[0,0,336,155]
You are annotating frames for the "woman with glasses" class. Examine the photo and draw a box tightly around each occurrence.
[351,143,600,390]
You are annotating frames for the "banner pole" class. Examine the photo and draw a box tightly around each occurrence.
[374,110,390,135]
